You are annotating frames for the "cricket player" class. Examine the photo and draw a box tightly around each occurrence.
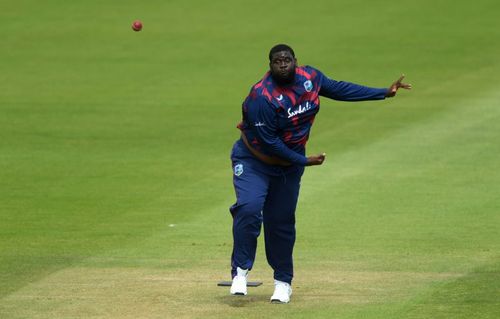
[229,44,411,303]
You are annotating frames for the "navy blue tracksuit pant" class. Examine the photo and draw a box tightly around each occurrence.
[230,139,304,284]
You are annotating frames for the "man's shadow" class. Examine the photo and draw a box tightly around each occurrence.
[217,294,270,307]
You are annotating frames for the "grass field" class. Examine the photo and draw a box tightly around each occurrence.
[1,0,499,318]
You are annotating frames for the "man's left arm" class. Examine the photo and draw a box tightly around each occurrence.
[318,71,411,101]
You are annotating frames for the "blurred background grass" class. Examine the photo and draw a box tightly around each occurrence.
[1,1,499,318]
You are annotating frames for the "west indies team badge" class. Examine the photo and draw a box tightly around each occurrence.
[304,80,313,92]
[234,164,244,176]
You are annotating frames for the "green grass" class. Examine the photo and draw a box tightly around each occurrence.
[1,0,499,318]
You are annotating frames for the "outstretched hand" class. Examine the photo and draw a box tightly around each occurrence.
[306,153,326,166]
[386,75,412,97]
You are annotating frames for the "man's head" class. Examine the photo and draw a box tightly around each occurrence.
[269,44,297,85]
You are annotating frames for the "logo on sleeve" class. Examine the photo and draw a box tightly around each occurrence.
[304,80,313,92]
[234,164,244,176]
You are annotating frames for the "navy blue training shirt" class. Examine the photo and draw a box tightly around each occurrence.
[237,66,388,166]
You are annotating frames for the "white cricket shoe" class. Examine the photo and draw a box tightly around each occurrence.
[230,267,248,295]
[270,280,292,303]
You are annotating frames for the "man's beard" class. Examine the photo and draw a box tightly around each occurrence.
[271,70,295,86]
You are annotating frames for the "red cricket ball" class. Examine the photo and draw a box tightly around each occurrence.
[132,20,142,32]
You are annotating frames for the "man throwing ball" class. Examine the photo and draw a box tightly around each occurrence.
[229,44,411,303]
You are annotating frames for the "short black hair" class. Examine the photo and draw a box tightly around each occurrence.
[269,44,295,61]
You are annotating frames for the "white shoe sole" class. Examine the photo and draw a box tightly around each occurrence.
[270,298,289,303]
[231,292,247,296]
